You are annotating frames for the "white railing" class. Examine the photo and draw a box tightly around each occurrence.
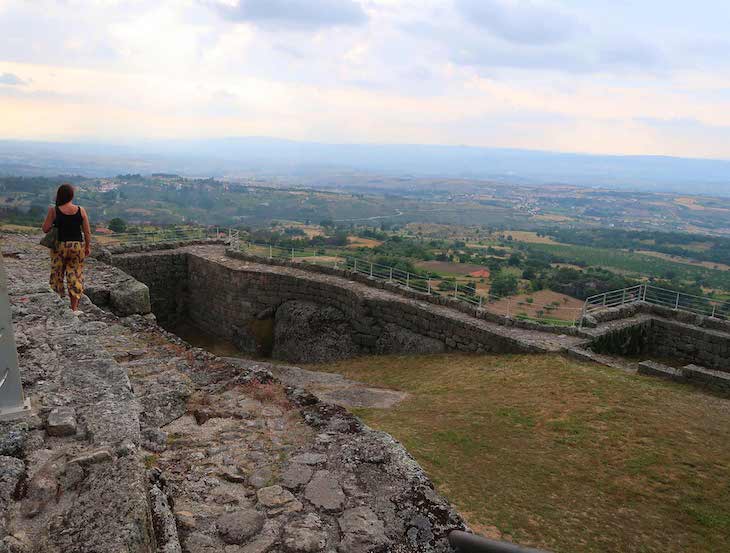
[583,284,730,322]
[235,240,583,327]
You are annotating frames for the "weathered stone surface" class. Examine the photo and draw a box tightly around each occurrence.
[272,300,360,363]
[46,406,77,437]
[257,485,303,514]
[110,278,151,317]
[217,509,266,545]
[290,453,327,466]
[3,236,472,553]
[338,507,390,553]
[281,463,313,490]
[282,513,327,553]
[304,471,345,512]
[248,465,274,489]
[638,360,684,381]
[0,424,28,457]
[375,323,445,355]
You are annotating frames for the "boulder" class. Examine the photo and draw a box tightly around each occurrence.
[110,279,151,316]
[272,301,359,363]
[217,509,265,545]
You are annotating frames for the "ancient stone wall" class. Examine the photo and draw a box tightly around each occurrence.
[112,249,547,363]
[112,252,188,325]
[185,253,541,362]
[590,317,730,372]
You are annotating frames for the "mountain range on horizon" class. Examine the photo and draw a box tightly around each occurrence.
[1,137,729,197]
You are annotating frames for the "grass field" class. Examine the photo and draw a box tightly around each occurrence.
[306,354,730,553]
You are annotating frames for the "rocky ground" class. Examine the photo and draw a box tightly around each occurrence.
[0,233,464,552]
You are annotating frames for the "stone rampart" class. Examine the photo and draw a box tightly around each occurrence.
[111,247,576,363]
[589,315,730,372]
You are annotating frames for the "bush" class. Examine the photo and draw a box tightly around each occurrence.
[108,217,127,233]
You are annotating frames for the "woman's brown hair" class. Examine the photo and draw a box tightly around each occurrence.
[55,183,74,207]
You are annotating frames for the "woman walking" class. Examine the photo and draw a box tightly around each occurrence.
[41,184,92,313]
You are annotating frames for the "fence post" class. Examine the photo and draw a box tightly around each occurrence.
[406,272,410,289]
[0,256,32,421]
[370,262,373,278]
[427,278,431,294]
[354,259,358,273]
[675,292,680,310]
[621,289,626,305]
[711,304,717,318]
[478,295,482,308]
[269,245,272,259]
[389,268,393,282]
[454,281,458,298]
[642,284,648,302]
[506,298,511,318]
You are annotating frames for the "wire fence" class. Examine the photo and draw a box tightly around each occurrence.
[233,235,584,327]
[583,284,730,322]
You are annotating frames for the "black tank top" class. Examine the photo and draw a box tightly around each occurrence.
[55,206,84,242]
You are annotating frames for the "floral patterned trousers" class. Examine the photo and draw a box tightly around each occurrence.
[50,241,85,300]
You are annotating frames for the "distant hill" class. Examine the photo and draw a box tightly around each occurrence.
[1,138,728,196]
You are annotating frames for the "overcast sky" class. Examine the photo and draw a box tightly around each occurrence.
[1,0,730,159]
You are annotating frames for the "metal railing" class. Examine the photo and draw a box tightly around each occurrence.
[449,531,550,553]
[99,226,223,246]
[583,284,730,322]
[234,239,583,327]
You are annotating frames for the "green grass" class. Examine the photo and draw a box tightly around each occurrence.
[527,243,730,290]
[307,354,730,553]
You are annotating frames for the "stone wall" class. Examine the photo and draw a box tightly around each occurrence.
[113,249,544,363]
[112,252,188,325]
[225,249,588,338]
[590,317,730,372]
[186,253,541,362]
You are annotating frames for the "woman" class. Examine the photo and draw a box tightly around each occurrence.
[41,184,92,313]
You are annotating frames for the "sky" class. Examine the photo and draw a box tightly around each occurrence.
[1,0,730,159]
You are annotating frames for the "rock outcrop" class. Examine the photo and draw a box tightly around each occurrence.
[1,233,465,552]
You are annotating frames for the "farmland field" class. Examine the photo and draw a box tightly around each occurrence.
[527,243,730,290]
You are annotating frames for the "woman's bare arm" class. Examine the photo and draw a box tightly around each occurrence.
[42,206,55,233]
[81,207,92,254]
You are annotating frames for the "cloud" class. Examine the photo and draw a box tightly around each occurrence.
[0,72,26,85]
[456,0,581,45]
[214,0,367,30]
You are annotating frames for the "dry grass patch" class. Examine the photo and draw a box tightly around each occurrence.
[307,354,730,553]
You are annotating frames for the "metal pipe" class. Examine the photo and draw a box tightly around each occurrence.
[448,531,549,553]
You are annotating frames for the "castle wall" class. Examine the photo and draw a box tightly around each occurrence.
[590,317,730,372]
[112,250,542,362]
[111,252,188,325]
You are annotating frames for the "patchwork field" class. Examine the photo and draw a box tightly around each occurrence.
[307,354,730,553]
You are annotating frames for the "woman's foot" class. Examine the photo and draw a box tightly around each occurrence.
[72,309,84,316]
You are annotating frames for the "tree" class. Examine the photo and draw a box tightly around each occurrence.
[108,217,127,233]
[490,272,519,297]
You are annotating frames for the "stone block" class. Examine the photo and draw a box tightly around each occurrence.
[110,279,151,316]
[637,361,685,382]
[683,364,730,391]
[46,407,77,437]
